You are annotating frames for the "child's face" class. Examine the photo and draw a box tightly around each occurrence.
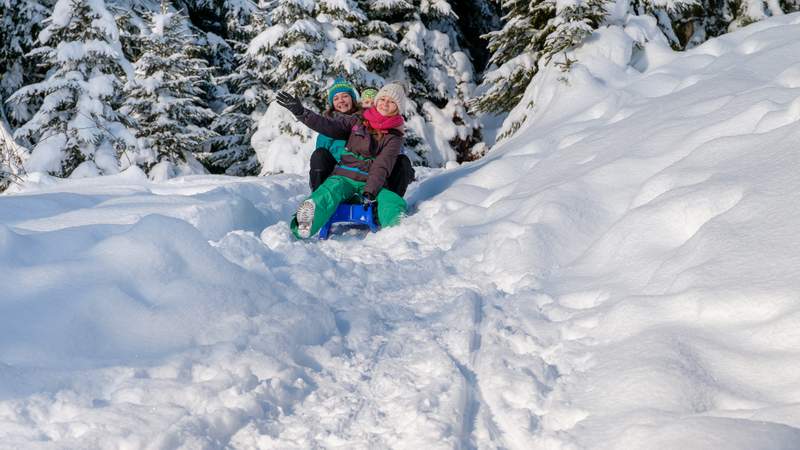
[362,98,374,108]
[333,92,354,113]
[376,96,399,116]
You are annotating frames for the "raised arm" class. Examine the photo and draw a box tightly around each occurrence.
[275,91,356,140]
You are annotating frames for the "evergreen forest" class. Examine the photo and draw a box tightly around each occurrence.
[2,0,798,190]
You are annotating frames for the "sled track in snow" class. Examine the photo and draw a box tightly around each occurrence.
[265,231,567,449]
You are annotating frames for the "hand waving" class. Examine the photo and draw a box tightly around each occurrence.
[275,91,305,116]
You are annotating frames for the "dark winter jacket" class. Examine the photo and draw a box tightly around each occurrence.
[298,109,404,196]
[314,108,360,162]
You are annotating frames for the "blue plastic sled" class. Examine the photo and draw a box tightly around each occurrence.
[318,203,379,240]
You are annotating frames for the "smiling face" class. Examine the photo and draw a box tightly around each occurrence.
[376,95,399,116]
[332,92,354,113]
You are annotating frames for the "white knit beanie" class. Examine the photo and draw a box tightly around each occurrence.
[375,82,407,115]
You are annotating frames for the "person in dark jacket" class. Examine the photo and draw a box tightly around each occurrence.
[277,83,410,239]
[310,80,415,197]
[310,78,360,190]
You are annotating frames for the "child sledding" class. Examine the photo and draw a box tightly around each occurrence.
[276,81,412,239]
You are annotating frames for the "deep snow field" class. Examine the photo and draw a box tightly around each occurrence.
[3,12,800,450]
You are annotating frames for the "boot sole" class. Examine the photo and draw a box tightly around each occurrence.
[296,200,315,238]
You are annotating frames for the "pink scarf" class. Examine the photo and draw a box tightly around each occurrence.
[363,107,404,131]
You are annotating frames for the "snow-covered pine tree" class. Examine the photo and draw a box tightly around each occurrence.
[204,101,257,174]
[152,0,260,176]
[258,0,327,99]
[319,0,365,38]
[364,0,483,164]
[253,0,377,103]
[731,0,780,29]
[172,0,260,39]
[0,0,50,188]
[121,6,217,179]
[163,0,262,79]
[318,0,381,88]
[783,0,800,11]
[222,0,262,42]
[352,9,398,77]
[630,0,799,50]
[544,0,608,67]
[7,0,135,177]
[629,0,715,49]
[204,0,323,176]
[700,0,800,40]
[1,0,51,126]
[470,0,554,116]
[108,1,153,65]
[451,0,502,74]
[197,0,264,175]
[0,104,28,191]
[208,0,262,75]
[472,0,609,140]
[202,0,317,176]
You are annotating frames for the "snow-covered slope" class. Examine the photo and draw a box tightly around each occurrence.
[3,13,800,449]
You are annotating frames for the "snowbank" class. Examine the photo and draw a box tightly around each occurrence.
[403,12,800,449]
[2,12,800,449]
[251,103,315,176]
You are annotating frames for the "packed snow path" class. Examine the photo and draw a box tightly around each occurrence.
[4,13,800,449]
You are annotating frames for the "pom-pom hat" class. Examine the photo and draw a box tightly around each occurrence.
[327,77,358,106]
[361,88,379,101]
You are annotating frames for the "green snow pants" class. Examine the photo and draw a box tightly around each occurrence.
[290,175,407,239]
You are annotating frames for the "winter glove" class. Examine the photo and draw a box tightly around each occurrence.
[361,192,376,209]
[275,91,305,116]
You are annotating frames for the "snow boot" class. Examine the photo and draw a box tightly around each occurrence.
[295,199,316,238]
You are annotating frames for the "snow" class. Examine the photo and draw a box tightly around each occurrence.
[25,133,67,174]
[422,0,455,18]
[248,24,287,54]
[251,102,315,176]
[55,40,121,64]
[4,12,800,449]
[331,40,369,75]
[41,0,120,44]
[287,19,322,40]
[151,12,173,36]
